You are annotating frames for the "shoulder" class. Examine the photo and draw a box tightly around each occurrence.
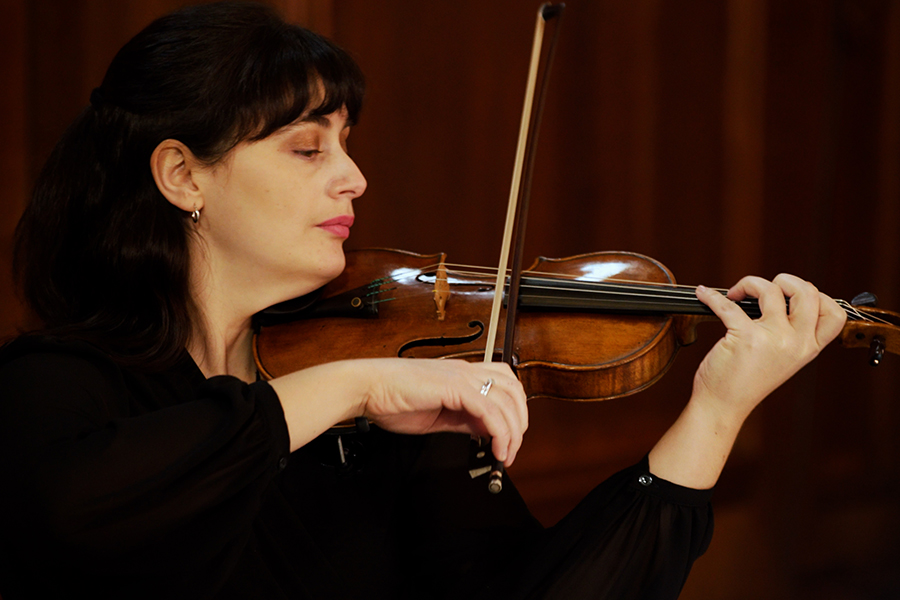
[1,334,121,382]
[0,335,126,422]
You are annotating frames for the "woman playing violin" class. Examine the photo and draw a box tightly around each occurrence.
[0,2,846,599]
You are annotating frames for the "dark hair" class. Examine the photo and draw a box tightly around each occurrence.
[13,1,364,370]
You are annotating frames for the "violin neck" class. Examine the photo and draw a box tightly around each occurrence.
[515,277,876,325]
[517,277,761,317]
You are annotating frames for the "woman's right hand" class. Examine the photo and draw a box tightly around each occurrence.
[269,358,528,466]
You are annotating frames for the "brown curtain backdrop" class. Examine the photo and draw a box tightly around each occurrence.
[2,1,898,598]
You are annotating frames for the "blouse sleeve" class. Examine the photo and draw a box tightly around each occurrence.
[396,435,712,600]
[495,455,715,600]
[0,341,290,594]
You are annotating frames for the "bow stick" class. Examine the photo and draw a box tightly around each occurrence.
[482,2,565,493]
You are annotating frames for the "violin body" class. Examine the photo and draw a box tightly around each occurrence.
[254,248,711,401]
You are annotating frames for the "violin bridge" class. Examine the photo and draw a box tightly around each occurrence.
[433,256,450,321]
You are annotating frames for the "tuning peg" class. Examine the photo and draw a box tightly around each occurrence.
[851,292,879,307]
[869,336,886,367]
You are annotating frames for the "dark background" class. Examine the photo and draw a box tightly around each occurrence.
[2,1,899,598]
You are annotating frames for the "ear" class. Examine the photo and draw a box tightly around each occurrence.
[150,139,204,213]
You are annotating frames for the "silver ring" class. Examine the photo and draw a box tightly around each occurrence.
[480,378,494,396]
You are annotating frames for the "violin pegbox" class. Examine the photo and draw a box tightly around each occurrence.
[838,295,900,366]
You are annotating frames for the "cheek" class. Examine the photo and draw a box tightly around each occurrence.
[277,215,347,275]
[231,183,309,244]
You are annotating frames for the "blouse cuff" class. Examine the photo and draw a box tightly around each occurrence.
[628,454,715,506]
[248,380,291,473]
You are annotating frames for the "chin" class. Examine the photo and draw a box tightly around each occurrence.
[325,246,348,276]
[271,248,346,304]
[309,249,347,288]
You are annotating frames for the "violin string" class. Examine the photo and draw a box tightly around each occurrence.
[835,299,891,325]
[444,262,729,294]
[406,260,710,295]
[382,264,876,321]
[379,283,885,326]
[442,264,729,300]
[384,261,771,314]
[419,262,730,301]
[372,275,724,316]
[836,299,863,320]
[362,263,887,325]
[373,261,887,321]
[374,265,713,307]
[368,260,699,291]
[443,264,893,324]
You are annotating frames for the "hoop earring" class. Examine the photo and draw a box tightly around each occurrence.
[191,208,201,224]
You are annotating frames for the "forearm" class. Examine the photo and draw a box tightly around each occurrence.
[647,392,749,489]
[269,357,528,461]
[269,360,366,453]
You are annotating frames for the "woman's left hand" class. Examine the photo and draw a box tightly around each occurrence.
[692,273,847,423]
[649,273,846,488]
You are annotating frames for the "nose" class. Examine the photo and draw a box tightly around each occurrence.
[334,152,367,200]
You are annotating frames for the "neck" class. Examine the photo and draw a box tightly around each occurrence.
[187,317,256,382]
[186,249,261,382]
[183,233,337,379]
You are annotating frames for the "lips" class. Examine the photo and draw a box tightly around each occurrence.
[317,215,354,239]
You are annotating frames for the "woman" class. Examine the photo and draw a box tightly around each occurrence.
[0,2,846,599]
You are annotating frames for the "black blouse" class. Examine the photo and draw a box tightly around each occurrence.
[0,336,714,599]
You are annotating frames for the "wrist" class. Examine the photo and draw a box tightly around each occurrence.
[648,393,748,489]
[332,359,373,423]
[688,385,754,434]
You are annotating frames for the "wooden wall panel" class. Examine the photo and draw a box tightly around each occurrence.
[722,0,767,280]
[0,0,27,339]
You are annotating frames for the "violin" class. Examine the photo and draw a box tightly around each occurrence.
[253,247,900,400]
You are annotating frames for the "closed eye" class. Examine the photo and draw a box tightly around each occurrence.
[294,149,322,158]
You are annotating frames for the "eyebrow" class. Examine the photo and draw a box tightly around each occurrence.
[299,113,354,129]
[278,112,353,137]
[301,114,332,127]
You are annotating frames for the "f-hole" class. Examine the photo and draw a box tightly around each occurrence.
[398,321,486,357]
